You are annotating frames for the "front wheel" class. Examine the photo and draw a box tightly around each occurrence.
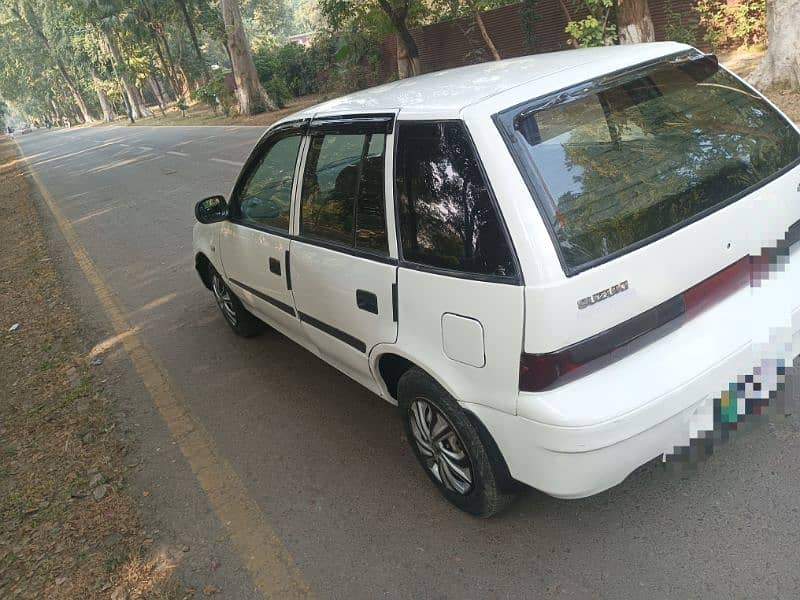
[209,266,263,337]
[398,368,517,517]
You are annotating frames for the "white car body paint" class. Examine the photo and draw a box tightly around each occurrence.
[194,42,800,499]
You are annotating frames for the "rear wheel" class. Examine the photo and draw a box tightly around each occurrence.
[398,368,517,517]
[209,266,263,337]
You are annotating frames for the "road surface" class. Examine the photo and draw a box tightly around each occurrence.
[16,125,800,599]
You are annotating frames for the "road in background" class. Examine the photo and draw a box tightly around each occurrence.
[17,126,800,599]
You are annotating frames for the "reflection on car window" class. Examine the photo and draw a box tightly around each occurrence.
[300,132,388,254]
[238,135,302,231]
[395,121,517,278]
[502,59,800,272]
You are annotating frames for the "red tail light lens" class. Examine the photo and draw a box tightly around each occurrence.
[519,352,579,392]
[520,255,763,392]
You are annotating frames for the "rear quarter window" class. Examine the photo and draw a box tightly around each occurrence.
[496,54,800,274]
[395,121,518,280]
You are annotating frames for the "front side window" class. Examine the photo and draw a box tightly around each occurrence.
[300,131,388,254]
[498,55,800,273]
[395,121,517,278]
[237,134,302,231]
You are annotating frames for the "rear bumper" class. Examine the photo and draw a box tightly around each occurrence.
[469,260,800,499]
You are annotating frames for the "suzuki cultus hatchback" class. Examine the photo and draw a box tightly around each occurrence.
[193,43,800,516]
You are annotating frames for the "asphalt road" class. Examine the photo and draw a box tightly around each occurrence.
[16,125,800,600]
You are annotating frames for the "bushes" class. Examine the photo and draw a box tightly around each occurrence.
[695,0,766,50]
[253,42,322,101]
[191,73,236,116]
[252,32,386,102]
[564,0,617,48]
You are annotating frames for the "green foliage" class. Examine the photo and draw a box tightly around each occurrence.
[252,42,320,98]
[565,0,616,48]
[695,0,766,50]
[520,0,539,47]
[262,74,291,108]
[664,0,698,45]
[191,72,235,115]
[176,95,188,116]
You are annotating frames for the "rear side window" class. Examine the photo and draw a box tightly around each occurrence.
[497,55,800,274]
[395,121,517,279]
[300,132,388,254]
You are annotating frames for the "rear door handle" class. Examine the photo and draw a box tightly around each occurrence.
[269,257,281,275]
[356,289,378,314]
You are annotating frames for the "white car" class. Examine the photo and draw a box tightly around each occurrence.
[194,42,800,516]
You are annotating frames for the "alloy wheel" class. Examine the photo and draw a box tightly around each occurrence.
[408,398,474,495]
[212,273,238,327]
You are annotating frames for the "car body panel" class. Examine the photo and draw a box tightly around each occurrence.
[193,42,800,499]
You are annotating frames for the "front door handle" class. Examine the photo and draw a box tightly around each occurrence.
[269,257,281,276]
[356,289,378,314]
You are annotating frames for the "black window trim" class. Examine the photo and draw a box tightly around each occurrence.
[308,112,395,135]
[228,118,309,234]
[227,115,397,266]
[297,114,396,259]
[392,118,524,286]
[493,50,800,277]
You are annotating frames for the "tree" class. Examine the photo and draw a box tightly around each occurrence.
[219,0,275,114]
[748,0,800,90]
[435,0,503,61]
[467,0,501,60]
[9,1,96,123]
[564,0,617,47]
[376,0,421,77]
[99,24,152,119]
[617,0,654,44]
[0,98,8,130]
[174,0,210,80]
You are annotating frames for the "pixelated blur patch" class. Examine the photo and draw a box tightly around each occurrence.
[661,219,800,468]
[663,354,798,469]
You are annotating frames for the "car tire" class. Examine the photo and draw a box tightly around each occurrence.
[398,368,517,517]
[208,266,264,337]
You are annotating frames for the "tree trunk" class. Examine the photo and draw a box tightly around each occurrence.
[91,68,116,122]
[378,0,421,78]
[150,26,181,99]
[556,0,579,48]
[102,28,152,119]
[175,0,210,81]
[467,0,501,60]
[617,0,655,44]
[148,76,167,116]
[56,60,94,123]
[748,0,800,90]
[161,31,190,97]
[50,99,61,124]
[220,0,275,115]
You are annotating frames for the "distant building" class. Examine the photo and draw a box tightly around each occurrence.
[288,32,313,48]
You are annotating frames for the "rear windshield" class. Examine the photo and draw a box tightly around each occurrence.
[497,55,800,274]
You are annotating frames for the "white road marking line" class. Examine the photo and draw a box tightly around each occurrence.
[119,143,130,147]
[167,150,189,157]
[210,158,243,167]
[139,146,154,151]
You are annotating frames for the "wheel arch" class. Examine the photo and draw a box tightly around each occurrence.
[195,252,213,290]
[371,349,520,493]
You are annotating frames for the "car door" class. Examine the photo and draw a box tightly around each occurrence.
[219,121,306,340]
[289,115,398,393]
[392,120,525,416]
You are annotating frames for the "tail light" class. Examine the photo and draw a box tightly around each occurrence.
[519,255,758,392]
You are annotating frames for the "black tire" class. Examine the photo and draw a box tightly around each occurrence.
[398,368,517,517]
[208,265,264,337]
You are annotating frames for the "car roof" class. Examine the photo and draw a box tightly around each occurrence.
[280,42,692,123]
